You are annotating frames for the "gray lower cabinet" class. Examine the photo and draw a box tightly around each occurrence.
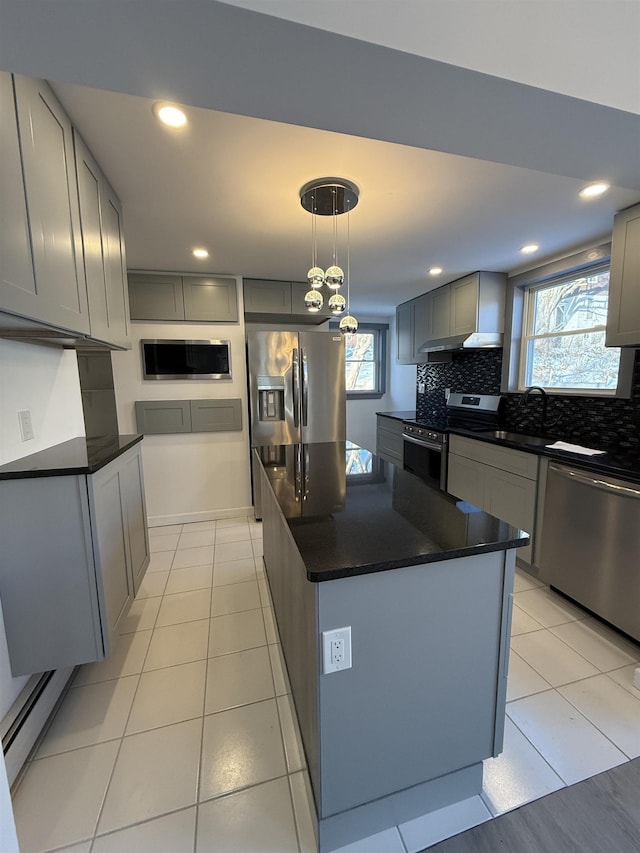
[376,415,404,465]
[606,202,640,347]
[74,132,131,348]
[0,444,149,676]
[128,272,238,322]
[3,74,89,335]
[447,435,538,563]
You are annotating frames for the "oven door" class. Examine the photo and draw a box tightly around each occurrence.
[403,434,447,490]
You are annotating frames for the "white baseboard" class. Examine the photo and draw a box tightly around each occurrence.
[148,506,254,528]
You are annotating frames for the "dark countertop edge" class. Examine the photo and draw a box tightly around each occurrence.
[449,427,640,482]
[305,536,529,582]
[0,434,143,480]
[376,410,417,422]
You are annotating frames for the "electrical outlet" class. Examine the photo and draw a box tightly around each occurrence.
[322,626,352,674]
[18,410,34,441]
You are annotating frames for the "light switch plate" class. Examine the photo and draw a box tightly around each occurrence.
[18,410,34,441]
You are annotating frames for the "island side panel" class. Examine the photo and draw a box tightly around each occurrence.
[316,550,511,818]
[259,460,321,801]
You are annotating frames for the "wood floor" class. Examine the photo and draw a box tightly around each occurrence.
[427,758,640,852]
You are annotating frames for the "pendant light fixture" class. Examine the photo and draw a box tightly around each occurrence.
[300,178,359,327]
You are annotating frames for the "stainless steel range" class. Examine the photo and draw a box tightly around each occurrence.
[402,393,502,490]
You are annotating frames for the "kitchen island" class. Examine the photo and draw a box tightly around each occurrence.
[256,442,527,852]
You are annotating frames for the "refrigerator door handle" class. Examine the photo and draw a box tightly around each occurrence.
[292,348,300,428]
[302,348,309,427]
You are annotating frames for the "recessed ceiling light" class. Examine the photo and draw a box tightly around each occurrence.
[153,102,187,128]
[520,243,539,255]
[579,182,610,200]
[192,248,209,259]
[429,266,443,276]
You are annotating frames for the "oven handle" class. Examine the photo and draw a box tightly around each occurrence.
[402,433,443,453]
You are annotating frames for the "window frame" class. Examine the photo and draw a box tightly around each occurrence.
[518,263,621,395]
[331,321,388,400]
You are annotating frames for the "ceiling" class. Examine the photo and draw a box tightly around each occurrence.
[2,0,639,318]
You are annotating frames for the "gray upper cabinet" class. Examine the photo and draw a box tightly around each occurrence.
[244,278,333,323]
[606,203,640,347]
[450,274,479,335]
[428,286,451,340]
[129,272,238,322]
[12,75,89,334]
[290,281,334,319]
[396,299,415,364]
[74,133,130,348]
[0,72,35,309]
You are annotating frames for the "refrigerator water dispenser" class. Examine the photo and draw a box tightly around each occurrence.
[257,376,285,421]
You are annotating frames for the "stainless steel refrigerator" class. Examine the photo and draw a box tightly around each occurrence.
[247,330,346,518]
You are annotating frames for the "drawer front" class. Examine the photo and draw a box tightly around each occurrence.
[447,453,485,508]
[376,415,405,436]
[449,435,538,480]
[377,427,404,463]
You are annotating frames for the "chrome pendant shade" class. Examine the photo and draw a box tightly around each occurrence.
[300,178,359,328]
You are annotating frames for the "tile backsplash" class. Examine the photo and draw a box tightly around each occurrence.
[417,349,640,450]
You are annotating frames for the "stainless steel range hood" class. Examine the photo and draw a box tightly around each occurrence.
[418,331,504,354]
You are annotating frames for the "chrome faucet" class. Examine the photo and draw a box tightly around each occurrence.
[519,386,559,432]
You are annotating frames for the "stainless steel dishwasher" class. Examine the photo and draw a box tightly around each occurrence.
[540,462,640,643]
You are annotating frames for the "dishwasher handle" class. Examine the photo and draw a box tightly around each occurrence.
[549,464,640,499]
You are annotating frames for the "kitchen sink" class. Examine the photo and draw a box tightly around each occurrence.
[475,429,555,447]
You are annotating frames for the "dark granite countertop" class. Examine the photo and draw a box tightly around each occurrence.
[256,441,527,582]
[449,428,640,483]
[376,410,417,422]
[0,434,143,480]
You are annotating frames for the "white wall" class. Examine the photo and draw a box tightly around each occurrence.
[345,316,416,452]
[0,753,18,853]
[111,304,252,526]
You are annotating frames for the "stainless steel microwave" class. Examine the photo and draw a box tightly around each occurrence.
[141,339,232,380]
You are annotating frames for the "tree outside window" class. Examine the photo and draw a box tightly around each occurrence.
[333,323,387,399]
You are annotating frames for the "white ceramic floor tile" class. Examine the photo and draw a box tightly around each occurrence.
[208,608,267,657]
[214,539,254,563]
[549,618,640,673]
[172,545,214,569]
[289,771,317,853]
[199,699,287,800]
[155,588,211,627]
[178,529,215,549]
[399,795,492,853]
[205,646,275,714]
[215,524,251,544]
[126,660,207,734]
[252,538,264,557]
[263,606,279,644]
[211,579,261,617]
[506,650,552,702]
[258,576,273,607]
[268,643,291,696]
[149,533,180,552]
[510,604,544,636]
[98,718,201,834]
[250,522,263,539]
[216,515,249,529]
[513,567,544,592]
[255,555,265,577]
[330,827,406,853]
[559,674,640,758]
[149,524,183,537]
[146,551,174,573]
[51,841,92,853]
[196,776,298,852]
[277,693,306,773]
[165,563,213,595]
[12,741,119,852]
[37,676,139,757]
[514,586,587,628]
[608,664,640,701]
[481,717,564,816]
[181,520,216,532]
[118,595,162,634]
[143,619,209,671]
[213,557,257,586]
[74,631,153,686]
[507,690,628,785]
[511,630,600,687]
[136,570,170,599]
[93,807,196,853]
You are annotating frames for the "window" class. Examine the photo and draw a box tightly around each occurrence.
[520,266,621,393]
[332,322,387,399]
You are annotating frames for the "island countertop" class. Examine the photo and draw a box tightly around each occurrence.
[255,441,528,581]
[0,434,143,480]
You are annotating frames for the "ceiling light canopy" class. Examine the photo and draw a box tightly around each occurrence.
[153,102,187,128]
[579,182,610,200]
[299,178,359,331]
[520,243,540,255]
